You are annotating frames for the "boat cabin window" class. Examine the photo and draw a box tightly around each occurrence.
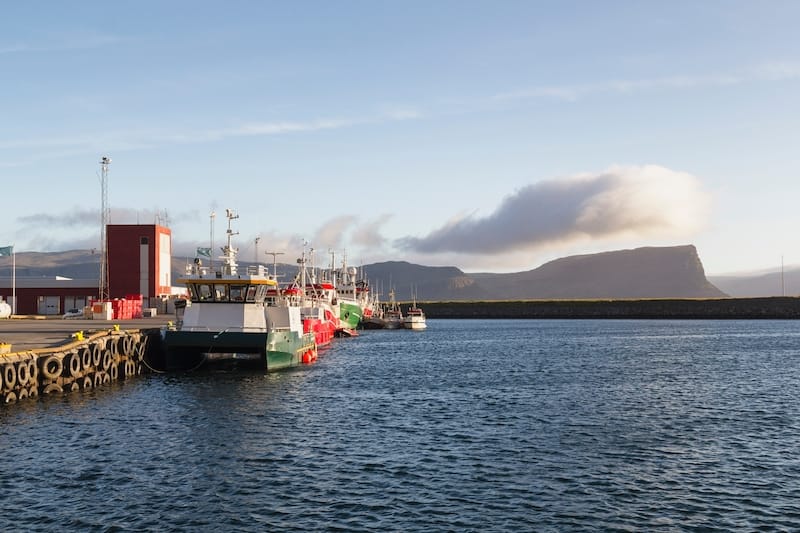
[214,284,229,301]
[229,284,247,302]
[185,284,198,300]
[197,284,213,301]
[245,285,258,302]
[188,283,265,303]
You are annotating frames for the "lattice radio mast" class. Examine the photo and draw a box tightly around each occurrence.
[98,156,111,301]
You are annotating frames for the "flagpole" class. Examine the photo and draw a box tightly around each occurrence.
[11,247,15,315]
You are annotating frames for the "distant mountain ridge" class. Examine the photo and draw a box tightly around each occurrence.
[0,245,728,300]
[364,245,727,300]
[709,269,800,298]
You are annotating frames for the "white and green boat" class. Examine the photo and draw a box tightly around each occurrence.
[164,210,317,371]
[329,253,364,333]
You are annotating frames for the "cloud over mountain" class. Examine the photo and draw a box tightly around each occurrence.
[397,165,710,255]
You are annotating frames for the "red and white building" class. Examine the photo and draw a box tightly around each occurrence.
[0,224,174,316]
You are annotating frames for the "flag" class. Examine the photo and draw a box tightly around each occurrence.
[0,245,13,257]
[196,247,212,258]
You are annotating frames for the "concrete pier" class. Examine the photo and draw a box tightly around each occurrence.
[0,316,172,403]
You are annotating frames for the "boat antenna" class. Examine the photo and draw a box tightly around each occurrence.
[209,210,216,270]
[265,251,284,280]
[222,208,239,274]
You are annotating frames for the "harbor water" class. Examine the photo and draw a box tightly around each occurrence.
[2,319,800,531]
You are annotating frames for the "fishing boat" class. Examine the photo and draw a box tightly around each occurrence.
[163,210,317,371]
[295,247,338,348]
[402,292,427,330]
[330,253,363,334]
[383,288,404,329]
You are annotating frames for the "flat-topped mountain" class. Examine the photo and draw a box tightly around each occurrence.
[365,245,726,301]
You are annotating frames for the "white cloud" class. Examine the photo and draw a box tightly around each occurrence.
[397,165,710,255]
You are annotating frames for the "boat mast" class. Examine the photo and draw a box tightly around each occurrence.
[221,208,239,275]
[265,251,284,281]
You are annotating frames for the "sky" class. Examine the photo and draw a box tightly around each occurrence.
[1,1,799,275]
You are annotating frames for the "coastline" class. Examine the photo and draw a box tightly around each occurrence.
[411,297,800,320]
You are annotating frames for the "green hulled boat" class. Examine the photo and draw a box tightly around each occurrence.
[163,210,317,371]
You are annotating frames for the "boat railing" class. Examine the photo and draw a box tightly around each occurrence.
[186,263,213,277]
[246,264,269,276]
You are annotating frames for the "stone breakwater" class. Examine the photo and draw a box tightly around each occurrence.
[417,297,800,319]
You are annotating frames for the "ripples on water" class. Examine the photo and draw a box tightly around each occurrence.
[2,319,800,531]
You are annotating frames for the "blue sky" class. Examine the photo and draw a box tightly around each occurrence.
[1,1,799,275]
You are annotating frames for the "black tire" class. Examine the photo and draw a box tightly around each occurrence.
[17,387,29,400]
[80,347,91,370]
[43,383,63,395]
[67,352,82,378]
[93,372,103,388]
[101,349,112,371]
[41,355,63,380]
[112,337,122,358]
[27,386,38,399]
[91,343,102,368]
[27,359,37,382]
[1,364,13,390]
[109,363,119,381]
[16,361,29,387]
[81,375,92,389]
[4,390,17,403]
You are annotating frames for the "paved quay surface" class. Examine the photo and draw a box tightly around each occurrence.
[0,316,173,352]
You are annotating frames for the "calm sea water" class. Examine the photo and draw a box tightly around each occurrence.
[2,319,800,531]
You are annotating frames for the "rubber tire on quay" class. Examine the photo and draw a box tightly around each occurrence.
[80,347,91,370]
[67,352,82,378]
[91,343,102,368]
[16,361,30,387]
[41,355,63,380]
[43,383,63,395]
[101,349,113,372]
[3,364,16,390]
[27,359,37,382]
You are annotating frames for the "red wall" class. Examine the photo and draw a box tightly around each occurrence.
[108,224,171,299]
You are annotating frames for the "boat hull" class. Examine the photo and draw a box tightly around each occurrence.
[164,329,316,371]
[339,301,362,330]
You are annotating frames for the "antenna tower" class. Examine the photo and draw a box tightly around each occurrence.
[209,211,216,269]
[98,156,111,301]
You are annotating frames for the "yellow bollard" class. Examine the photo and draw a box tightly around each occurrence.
[113,324,120,332]
[75,331,84,341]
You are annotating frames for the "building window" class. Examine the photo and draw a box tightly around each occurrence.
[140,237,149,245]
